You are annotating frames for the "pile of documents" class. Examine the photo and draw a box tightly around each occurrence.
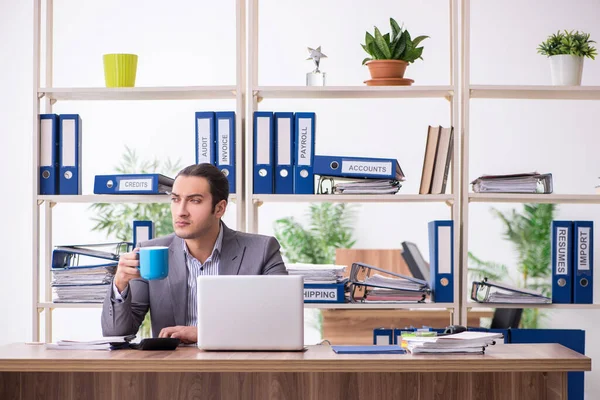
[46,335,135,350]
[471,172,553,194]
[286,263,346,284]
[318,175,401,195]
[402,331,503,354]
[471,278,551,304]
[349,263,430,303]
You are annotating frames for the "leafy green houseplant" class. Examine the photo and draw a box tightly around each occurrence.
[90,146,181,337]
[469,204,556,329]
[361,18,428,83]
[537,30,596,85]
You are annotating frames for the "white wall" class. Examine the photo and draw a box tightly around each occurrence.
[1,0,599,395]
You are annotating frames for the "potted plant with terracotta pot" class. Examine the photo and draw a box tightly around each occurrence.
[361,18,429,86]
[537,30,596,86]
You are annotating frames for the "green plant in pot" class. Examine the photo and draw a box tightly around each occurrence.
[537,30,596,86]
[361,18,428,85]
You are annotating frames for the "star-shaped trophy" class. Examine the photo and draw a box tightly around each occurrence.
[306,46,327,86]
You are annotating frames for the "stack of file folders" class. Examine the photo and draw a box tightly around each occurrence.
[348,262,430,303]
[317,175,401,195]
[470,278,551,304]
[471,172,553,194]
[51,242,131,303]
[286,263,348,303]
[402,331,503,354]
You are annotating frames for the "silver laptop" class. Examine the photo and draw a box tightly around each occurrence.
[196,275,304,351]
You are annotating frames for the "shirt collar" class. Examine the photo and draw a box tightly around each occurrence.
[182,222,223,261]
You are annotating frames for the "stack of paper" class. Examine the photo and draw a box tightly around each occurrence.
[471,172,553,194]
[52,283,111,303]
[286,263,346,284]
[45,335,135,350]
[363,274,426,291]
[403,331,503,354]
[348,264,430,303]
[471,279,551,304]
[318,175,401,195]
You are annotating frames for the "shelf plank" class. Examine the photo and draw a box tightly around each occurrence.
[255,86,454,100]
[467,303,600,310]
[469,193,600,204]
[38,302,103,309]
[39,86,238,101]
[253,194,455,204]
[470,85,600,100]
[38,194,237,204]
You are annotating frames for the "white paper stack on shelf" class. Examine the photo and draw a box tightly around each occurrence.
[349,263,430,303]
[363,274,425,291]
[45,335,135,350]
[403,331,503,354]
[52,283,111,303]
[471,172,553,194]
[286,263,346,284]
[470,279,551,304]
[318,175,401,195]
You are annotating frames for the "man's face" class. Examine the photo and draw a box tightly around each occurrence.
[170,175,225,239]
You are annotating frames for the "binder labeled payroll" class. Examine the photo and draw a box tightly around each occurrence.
[294,112,316,194]
[39,114,60,195]
[253,111,274,194]
[274,112,295,194]
[94,174,174,194]
[551,220,573,304]
[314,155,405,181]
[195,112,216,165]
[303,282,345,303]
[573,221,593,304]
[428,220,454,303]
[216,112,236,193]
[59,114,82,195]
[133,220,154,247]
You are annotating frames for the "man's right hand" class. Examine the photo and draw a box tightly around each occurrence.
[114,249,141,293]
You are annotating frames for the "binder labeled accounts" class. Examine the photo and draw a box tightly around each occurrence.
[94,174,174,194]
[314,155,405,181]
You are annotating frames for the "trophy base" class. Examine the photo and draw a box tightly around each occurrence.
[306,71,326,86]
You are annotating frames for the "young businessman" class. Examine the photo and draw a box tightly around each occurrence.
[101,163,287,343]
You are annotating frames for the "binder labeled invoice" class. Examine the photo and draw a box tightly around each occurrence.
[216,112,236,193]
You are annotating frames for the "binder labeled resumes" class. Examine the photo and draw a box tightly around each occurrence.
[94,174,174,194]
[428,220,454,303]
[195,112,216,165]
[39,114,59,195]
[314,155,405,181]
[253,111,274,194]
[552,220,573,304]
[274,112,295,194]
[133,220,154,247]
[294,112,316,194]
[573,221,593,304]
[59,114,82,195]
[216,112,236,194]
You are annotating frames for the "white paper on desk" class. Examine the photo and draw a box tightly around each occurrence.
[56,336,133,345]
[45,343,112,350]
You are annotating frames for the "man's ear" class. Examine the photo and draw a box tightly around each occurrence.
[214,199,227,218]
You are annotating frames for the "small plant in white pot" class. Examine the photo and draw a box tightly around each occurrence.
[537,30,597,86]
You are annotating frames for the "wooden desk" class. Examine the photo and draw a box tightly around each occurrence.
[0,343,590,400]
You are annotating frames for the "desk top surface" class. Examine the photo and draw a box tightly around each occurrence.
[0,343,590,373]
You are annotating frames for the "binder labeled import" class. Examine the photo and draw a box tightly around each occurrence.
[314,155,405,181]
[253,111,274,194]
[59,114,82,195]
[428,220,454,303]
[39,114,59,195]
[552,220,573,304]
[94,174,174,194]
[573,221,593,304]
[274,112,294,194]
[294,112,315,194]
[195,112,216,165]
[216,112,236,194]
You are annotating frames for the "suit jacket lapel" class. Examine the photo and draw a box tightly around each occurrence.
[167,236,187,326]
[219,223,245,275]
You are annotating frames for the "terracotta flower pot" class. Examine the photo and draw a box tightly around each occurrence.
[366,60,408,79]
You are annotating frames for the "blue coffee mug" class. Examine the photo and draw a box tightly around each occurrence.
[138,246,169,280]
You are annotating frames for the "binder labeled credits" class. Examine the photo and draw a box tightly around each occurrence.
[94,174,174,194]
[39,114,60,195]
[314,155,405,180]
[274,112,295,194]
[195,112,216,165]
[253,111,274,194]
[552,220,573,304]
[59,114,82,195]
[573,221,593,304]
[294,112,315,194]
[428,220,454,303]
[133,220,154,247]
[216,112,236,194]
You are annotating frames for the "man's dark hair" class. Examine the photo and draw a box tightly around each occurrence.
[175,163,229,211]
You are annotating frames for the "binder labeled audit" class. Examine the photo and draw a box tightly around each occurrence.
[552,220,573,304]
[253,111,274,194]
[314,155,405,181]
[94,174,174,194]
[573,221,593,304]
[59,114,82,195]
[216,111,236,194]
[39,114,59,195]
[294,112,316,194]
[274,112,295,194]
[195,112,216,165]
[133,220,154,247]
[428,220,453,303]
